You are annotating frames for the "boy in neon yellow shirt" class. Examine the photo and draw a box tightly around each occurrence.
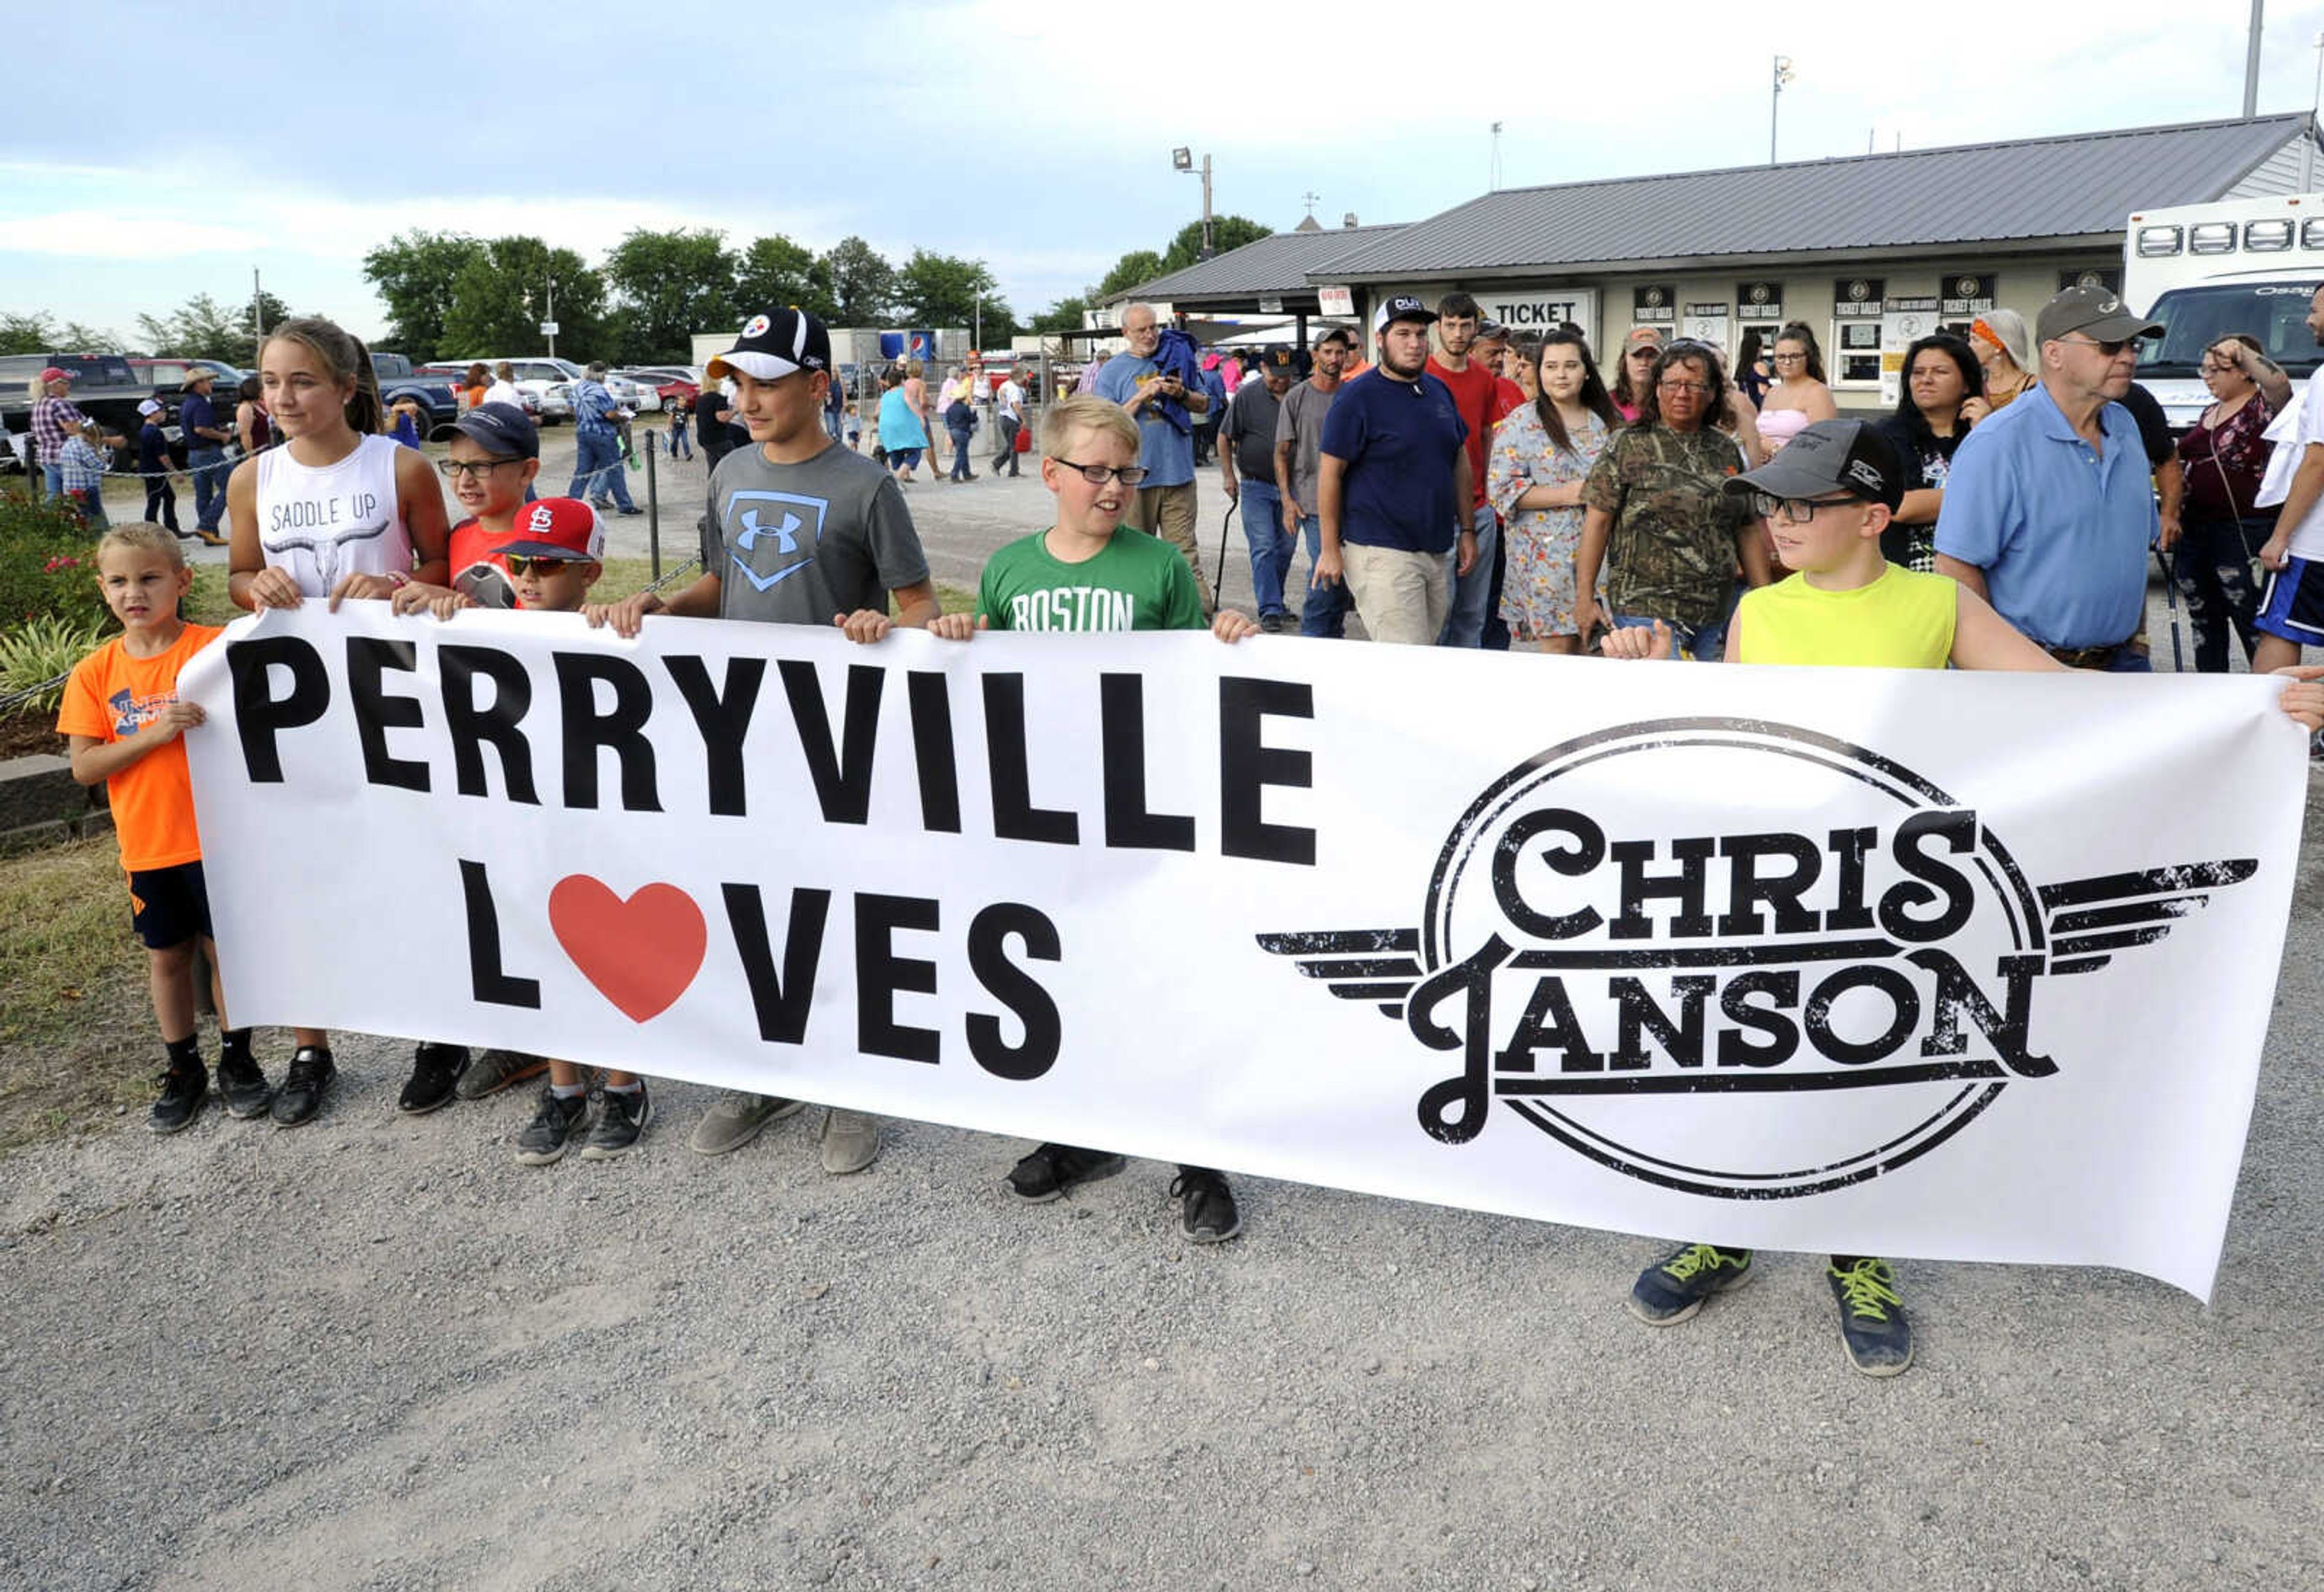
[1605,418,2324,1374]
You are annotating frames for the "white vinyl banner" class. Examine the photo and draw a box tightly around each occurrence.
[181,607,2311,1298]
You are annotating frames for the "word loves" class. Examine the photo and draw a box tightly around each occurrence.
[220,623,1318,1079]
[1264,720,2250,1199]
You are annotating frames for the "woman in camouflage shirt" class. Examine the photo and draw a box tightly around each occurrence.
[1574,341,1773,660]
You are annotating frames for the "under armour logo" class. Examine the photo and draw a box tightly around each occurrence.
[737,508,801,555]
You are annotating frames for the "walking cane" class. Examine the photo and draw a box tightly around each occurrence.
[1215,496,1239,605]
[2154,547,2185,674]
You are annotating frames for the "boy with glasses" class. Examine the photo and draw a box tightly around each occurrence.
[928,395,1258,1243]
[1605,417,2324,1373]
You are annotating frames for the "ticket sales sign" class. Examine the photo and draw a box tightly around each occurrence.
[184,608,2313,1298]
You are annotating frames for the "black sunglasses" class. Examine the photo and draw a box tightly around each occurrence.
[503,553,585,576]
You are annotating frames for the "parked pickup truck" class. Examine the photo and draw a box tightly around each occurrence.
[370,352,461,440]
[0,352,148,472]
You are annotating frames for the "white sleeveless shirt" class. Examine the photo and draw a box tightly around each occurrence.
[254,432,413,596]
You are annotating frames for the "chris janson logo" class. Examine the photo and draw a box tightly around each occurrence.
[1262,720,2248,1199]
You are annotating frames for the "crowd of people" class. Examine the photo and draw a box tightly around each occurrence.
[47,286,2324,1381]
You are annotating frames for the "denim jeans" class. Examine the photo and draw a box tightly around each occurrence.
[570,429,635,510]
[948,424,975,480]
[2169,515,2272,673]
[994,416,1021,475]
[669,426,693,460]
[1613,612,1728,661]
[145,476,179,533]
[41,462,63,499]
[824,407,845,442]
[1238,481,1295,619]
[1440,502,1499,646]
[1296,515,1350,638]
[188,446,229,531]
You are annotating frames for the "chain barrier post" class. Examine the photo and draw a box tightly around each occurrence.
[645,426,661,583]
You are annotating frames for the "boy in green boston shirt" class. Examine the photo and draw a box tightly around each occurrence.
[931,395,1258,1242]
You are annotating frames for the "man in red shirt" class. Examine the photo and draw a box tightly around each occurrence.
[1427,294,1508,646]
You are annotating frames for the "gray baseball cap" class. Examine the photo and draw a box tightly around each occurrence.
[2035,284,2162,346]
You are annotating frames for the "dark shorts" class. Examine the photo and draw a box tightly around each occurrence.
[2256,555,2324,645]
[888,447,923,470]
[127,860,211,950]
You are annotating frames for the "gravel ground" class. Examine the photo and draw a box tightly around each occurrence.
[17,427,2319,1589]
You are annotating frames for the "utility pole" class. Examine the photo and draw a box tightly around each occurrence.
[1173,147,1215,258]
[1770,56,1794,165]
[251,266,264,365]
[545,277,557,360]
[1490,122,1503,190]
[2246,0,2265,119]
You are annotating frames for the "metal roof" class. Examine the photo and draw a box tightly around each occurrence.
[1316,114,2316,281]
[1108,225,1407,304]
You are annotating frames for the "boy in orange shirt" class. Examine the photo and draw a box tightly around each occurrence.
[56,524,271,1133]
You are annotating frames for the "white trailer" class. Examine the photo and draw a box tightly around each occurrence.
[2125,194,2324,427]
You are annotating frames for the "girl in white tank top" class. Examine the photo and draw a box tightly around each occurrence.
[227,316,450,612]
[222,316,453,1127]
[253,431,411,596]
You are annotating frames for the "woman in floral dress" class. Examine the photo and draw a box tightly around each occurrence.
[1489,327,1623,653]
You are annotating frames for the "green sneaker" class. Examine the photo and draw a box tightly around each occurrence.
[1827,1257,1914,1377]
[1626,1242,1754,1326]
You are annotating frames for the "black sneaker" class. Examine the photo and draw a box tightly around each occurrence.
[1169,1167,1242,1243]
[270,1046,335,1127]
[214,1048,272,1119]
[396,1042,469,1114]
[1005,1142,1126,1203]
[1827,1257,1914,1377]
[1626,1243,1754,1326]
[515,1087,592,1166]
[579,1084,651,1160]
[149,1063,207,1135]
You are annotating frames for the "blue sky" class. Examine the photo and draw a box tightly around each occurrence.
[6,0,2322,352]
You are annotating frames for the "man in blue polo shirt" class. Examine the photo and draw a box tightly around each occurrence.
[1311,294,1475,644]
[1095,303,1213,610]
[1934,284,2163,669]
[178,369,233,544]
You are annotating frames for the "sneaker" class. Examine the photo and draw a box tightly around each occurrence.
[818,1108,881,1174]
[1626,1243,1754,1326]
[514,1087,592,1166]
[149,1062,207,1135]
[580,1084,652,1159]
[454,1048,550,1101]
[396,1042,469,1115]
[270,1046,335,1127]
[214,1048,272,1119]
[1004,1143,1127,1203]
[590,497,615,510]
[1169,1167,1243,1243]
[686,1091,804,1157]
[1259,612,1289,634]
[1827,1257,1914,1377]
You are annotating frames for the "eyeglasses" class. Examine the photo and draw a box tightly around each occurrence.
[1656,380,1710,395]
[1771,352,1808,363]
[2057,335,2135,358]
[502,553,585,576]
[438,458,522,480]
[1750,492,1863,524]
[1051,458,1151,485]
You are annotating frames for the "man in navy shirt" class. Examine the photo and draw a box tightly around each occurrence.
[1312,295,1475,643]
[179,369,232,544]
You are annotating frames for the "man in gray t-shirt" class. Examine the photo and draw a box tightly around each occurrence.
[593,307,937,1174]
[1273,327,1354,638]
[700,441,928,622]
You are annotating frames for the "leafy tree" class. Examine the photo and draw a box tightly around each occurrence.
[362,229,486,362]
[134,294,252,363]
[440,237,607,361]
[602,227,738,365]
[1097,250,1165,299]
[1157,215,1272,275]
[821,236,897,325]
[894,250,997,329]
[1029,297,1090,335]
[735,234,835,323]
[1,311,131,355]
[243,289,294,354]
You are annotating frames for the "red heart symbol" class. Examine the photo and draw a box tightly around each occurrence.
[548,876,707,1024]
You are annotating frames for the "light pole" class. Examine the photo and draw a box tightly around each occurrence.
[1173,146,1213,258]
[2308,33,2324,192]
[1770,55,1794,165]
